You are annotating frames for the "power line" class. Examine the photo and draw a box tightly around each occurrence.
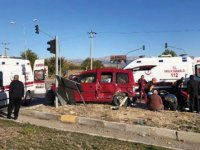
[98,28,200,34]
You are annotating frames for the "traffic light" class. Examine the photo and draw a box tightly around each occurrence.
[47,39,56,54]
[35,25,39,34]
[142,45,145,50]
[165,43,168,49]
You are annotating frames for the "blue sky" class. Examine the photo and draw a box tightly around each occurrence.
[0,0,200,59]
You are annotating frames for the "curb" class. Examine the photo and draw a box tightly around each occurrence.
[77,117,104,127]
[20,109,200,144]
[60,115,77,123]
[20,109,59,121]
[177,130,200,143]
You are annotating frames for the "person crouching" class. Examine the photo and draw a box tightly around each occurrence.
[147,90,163,111]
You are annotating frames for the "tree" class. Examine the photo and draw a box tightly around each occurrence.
[45,57,80,76]
[81,58,104,70]
[45,57,56,75]
[20,49,38,68]
[161,49,177,57]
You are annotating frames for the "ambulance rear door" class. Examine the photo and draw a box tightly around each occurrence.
[33,59,46,94]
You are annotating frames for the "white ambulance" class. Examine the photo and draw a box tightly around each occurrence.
[124,55,200,92]
[0,57,46,107]
[193,57,200,80]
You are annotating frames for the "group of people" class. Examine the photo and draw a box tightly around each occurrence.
[138,75,200,113]
[4,73,200,120]
[138,75,157,101]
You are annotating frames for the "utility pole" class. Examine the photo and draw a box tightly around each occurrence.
[55,36,59,108]
[2,42,10,57]
[88,31,97,70]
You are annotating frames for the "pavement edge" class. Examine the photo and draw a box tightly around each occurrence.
[20,109,200,144]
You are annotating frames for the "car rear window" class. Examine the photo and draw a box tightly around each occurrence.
[116,73,129,84]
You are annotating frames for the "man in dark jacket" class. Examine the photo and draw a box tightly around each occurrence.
[173,77,185,111]
[7,75,24,119]
[187,75,199,113]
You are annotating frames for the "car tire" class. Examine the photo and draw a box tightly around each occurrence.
[113,93,128,107]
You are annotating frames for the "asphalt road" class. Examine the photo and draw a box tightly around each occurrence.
[29,78,55,106]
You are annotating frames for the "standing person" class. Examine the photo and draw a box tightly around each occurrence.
[198,81,200,113]
[138,75,147,102]
[7,75,24,120]
[146,78,157,96]
[147,90,163,111]
[187,75,199,113]
[173,77,184,93]
[173,77,184,111]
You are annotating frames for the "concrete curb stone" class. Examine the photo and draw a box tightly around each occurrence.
[20,109,59,121]
[77,117,104,127]
[177,130,200,143]
[104,121,126,131]
[60,115,77,123]
[20,109,200,144]
[125,125,178,140]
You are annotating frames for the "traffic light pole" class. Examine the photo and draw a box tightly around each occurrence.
[55,36,59,108]
[34,25,59,107]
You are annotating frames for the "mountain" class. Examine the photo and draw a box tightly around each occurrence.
[69,56,138,65]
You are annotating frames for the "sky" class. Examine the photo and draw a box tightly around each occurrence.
[0,0,200,60]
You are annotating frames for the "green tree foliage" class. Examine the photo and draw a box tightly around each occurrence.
[161,49,177,57]
[45,57,56,75]
[45,57,81,75]
[81,58,104,70]
[20,49,38,69]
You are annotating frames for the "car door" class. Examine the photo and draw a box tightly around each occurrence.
[77,72,97,102]
[96,71,116,102]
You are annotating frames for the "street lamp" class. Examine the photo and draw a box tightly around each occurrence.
[10,19,38,59]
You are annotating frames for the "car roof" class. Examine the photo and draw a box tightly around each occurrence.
[80,68,132,74]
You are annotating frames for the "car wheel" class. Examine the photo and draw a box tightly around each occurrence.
[113,93,128,107]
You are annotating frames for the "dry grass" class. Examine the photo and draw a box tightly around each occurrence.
[0,119,168,150]
[30,103,200,133]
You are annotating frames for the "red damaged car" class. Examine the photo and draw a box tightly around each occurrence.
[72,68,136,106]
[47,68,136,106]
